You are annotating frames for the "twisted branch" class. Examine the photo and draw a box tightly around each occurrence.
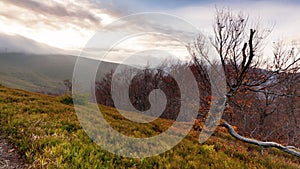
[221,121,300,157]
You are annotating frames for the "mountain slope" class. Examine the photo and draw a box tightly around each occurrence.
[0,53,119,94]
[0,33,66,54]
[0,85,298,168]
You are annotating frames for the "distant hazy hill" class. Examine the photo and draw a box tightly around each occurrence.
[0,53,119,94]
[0,33,67,54]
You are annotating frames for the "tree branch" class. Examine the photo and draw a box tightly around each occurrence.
[221,120,300,157]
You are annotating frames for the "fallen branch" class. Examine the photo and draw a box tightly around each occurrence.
[220,121,300,157]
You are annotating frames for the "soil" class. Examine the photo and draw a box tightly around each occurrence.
[0,132,25,169]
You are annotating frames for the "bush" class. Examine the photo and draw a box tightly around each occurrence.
[59,94,89,106]
[59,95,73,105]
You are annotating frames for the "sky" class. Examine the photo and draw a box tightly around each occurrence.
[0,0,300,62]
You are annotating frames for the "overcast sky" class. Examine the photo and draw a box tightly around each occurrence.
[0,0,299,61]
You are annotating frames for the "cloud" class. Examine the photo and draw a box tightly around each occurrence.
[166,1,300,40]
[0,0,121,51]
[8,0,98,21]
[1,0,105,29]
[0,0,299,61]
[162,1,300,60]
[90,0,133,16]
[0,1,208,56]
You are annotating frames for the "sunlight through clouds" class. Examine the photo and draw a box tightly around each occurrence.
[0,0,116,52]
[0,0,299,61]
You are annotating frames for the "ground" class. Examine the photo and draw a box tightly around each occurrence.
[0,131,24,169]
[0,85,299,168]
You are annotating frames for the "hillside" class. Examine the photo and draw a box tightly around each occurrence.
[0,53,119,94]
[0,85,299,168]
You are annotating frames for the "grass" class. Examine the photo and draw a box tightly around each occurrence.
[0,85,299,168]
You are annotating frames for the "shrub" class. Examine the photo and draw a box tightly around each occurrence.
[59,95,73,105]
[59,93,89,106]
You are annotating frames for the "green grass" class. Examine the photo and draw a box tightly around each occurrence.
[0,85,299,168]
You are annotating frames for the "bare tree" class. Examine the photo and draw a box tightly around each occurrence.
[191,8,300,157]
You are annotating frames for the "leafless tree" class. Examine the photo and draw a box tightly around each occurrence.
[190,7,300,157]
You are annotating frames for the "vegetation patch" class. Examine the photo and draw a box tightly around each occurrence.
[0,86,299,168]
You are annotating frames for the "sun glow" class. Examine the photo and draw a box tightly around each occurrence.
[0,0,117,52]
